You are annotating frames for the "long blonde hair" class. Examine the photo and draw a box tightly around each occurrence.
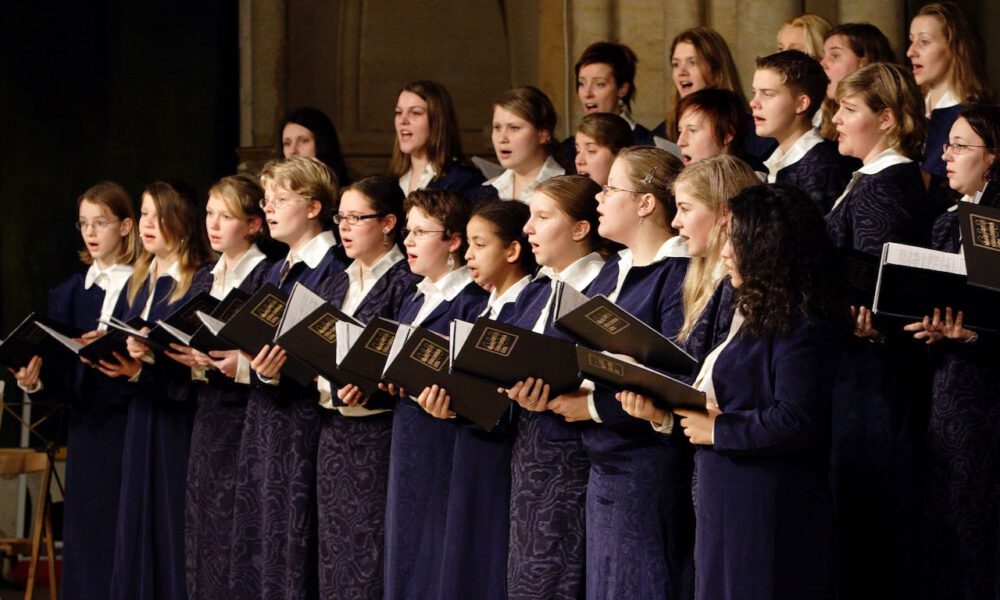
[779,14,833,58]
[672,156,759,342]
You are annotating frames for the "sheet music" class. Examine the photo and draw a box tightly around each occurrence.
[449,320,474,362]
[471,156,504,180]
[883,242,967,276]
[335,321,364,365]
[196,311,226,335]
[276,283,327,337]
[653,136,683,160]
[35,322,84,353]
[382,324,414,378]
[553,282,591,321]
[156,320,193,346]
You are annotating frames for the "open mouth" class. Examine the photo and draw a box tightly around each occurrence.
[682,154,693,164]
[584,103,598,112]
[498,149,513,160]
[679,81,694,92]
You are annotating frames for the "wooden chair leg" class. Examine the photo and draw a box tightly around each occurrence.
[25,456,53,600]
[45,501,57,600]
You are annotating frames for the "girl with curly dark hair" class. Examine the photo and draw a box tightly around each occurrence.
[669,183,847,600]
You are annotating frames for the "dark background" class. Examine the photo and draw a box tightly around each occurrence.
[0,1,238,444]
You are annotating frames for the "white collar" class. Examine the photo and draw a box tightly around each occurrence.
[948,193,978,212]
[927,89,960,115]
[415,267,473,302]
[764,128,825,181]
[486,155,566,202]
[619,111,638,130]
[617,236,689,269]
[288,230,337,269]
[858,148,912,175]
[149,257,181,282]
[211,244,265,281]
[536,251,605,288]
[399,162,438,193]
[485,275,531,316]
[84,262,133,291]
[347,246,404,284]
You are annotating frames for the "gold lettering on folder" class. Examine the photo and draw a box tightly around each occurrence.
[307,313,338,344]
[250,294,285,327]
[475,327,516,357]
[587,352,624,377]
[365,328,395,356]
[411,339,447,371]
[585,306,630,335]
[970,214,1000,252]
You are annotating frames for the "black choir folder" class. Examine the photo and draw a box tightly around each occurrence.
[872,242,999,332]
[377,324,508,430]
[185,288,251,353]
[449,318,582,396]
[334,319,399,407]
[34,318,137,365]
[839,248,879,309]
[0,313,82,369]
[959,202,1000,293]
[575,346,706,410]
[552,282,697,375]
[99,291,222,353]
[199,283,315,386]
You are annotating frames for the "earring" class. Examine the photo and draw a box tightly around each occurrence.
[447,254,455,269]
[382,230,391,245]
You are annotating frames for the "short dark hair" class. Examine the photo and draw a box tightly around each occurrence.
[729,184,850,337]
[576,113,634,154]
[824,23,896,65]
[342,175,406,249]
[676,88,747,153]
[471,200,537,274]
[574,42,639,109]
[404,189,471,262]
[533,175,612,256]
[958,104,1000,182]
[755,50,828,119]
[277,107,350,186]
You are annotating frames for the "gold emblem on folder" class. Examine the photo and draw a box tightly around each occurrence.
[475,327,516,356]
[307,313,338,344]
[587,352,624,377]
[365,328,395,356]
[250,294,284,327]
[411,339,447,371]
[585,306,630,335]
[970,214,1000,252]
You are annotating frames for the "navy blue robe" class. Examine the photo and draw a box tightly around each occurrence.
[183,258,272,600]
[695,316,842,600]
[498,276,595,600]
[382,281,489,600]
[313,259,419,600]
[108,266,213,600]
[47,273,128,600]
[825,162,931,600]
[923,105,962,220]
[769,140,851,215]
[920,211,1000,599]
[581,253,695,599]
[228,247,346,600]
[426,160,487,198]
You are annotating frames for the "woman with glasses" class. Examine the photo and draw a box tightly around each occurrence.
[902,104,1000,598]
[381,189,488,600]
[312,176,418,600]
[389,80,485,197]
[10,182,139,600]
[229,156,347,599]
[183,175,272,599]
[823,62,931,598]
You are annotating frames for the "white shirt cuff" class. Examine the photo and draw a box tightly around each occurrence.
[234,354,252,384]
[651,412,675,435]
[191,365,209,383]
[317,376,334,410]
[582,379,601,423]
[17,379,43,395]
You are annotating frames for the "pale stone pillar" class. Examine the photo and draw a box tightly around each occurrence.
[711,0,801,98]
[837,0,906,60]
[238,0,287,164]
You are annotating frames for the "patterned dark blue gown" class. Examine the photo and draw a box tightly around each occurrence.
[919,211,1000,600]
[108,266,213,600]
[825,162,932,599]
[382,281,489,600]
[313,259,418,600]
[769,140,851,215]
[183,258,272,600]
[228,248,346,600]
[581,253,695,600]
[48,273,128,600]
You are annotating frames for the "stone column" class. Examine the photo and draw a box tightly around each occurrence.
[237,0,287,171]
[837,0,906,60]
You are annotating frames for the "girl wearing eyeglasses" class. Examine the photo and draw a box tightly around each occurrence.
[311,176,418,600]
[502,175,609,599]
[389,80,485,197]
[183,174,271,599]
[415,199,535,599]
[824,62,932,598]
[902,104,1000,597]
[106,180,214,600]
[559,148,690,598]
[381,190,488,599]
[10,182,139,600]
[229,156,347,599]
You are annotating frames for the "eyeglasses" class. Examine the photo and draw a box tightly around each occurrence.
[75,219,120,231]
[401,227,447,239]
[333,212,385,225]
[942,143,991,156]
[600,184,642,196]
[258,196,314,210]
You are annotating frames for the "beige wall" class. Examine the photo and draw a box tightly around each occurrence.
[239,0,1000,177]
